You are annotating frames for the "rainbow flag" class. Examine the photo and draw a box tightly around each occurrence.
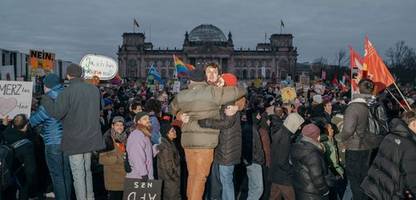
[173,54,195,76]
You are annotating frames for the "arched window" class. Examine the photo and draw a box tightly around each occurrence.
[257,69,262,78]
[250,69,255,79]
[243,69,248,79]
[266,69,271,79]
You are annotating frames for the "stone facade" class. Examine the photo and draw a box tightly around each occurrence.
[118,24,297,81]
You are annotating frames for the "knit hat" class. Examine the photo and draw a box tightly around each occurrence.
[43,73,60,89]
[302,123,321,142]
[222,73,237,86]
[112,116,125,124]
[66,64,83,78]
[160,121,173,138]
[189,68,206,82]
[134,112,148,122]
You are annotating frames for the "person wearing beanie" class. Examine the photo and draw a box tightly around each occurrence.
[269,113,305,200]
[126,112,156,181]
[99,116,127,200]
[170,65,246,199]
[41,63,105,200]
[157,121,181,200]
[291,123,329,200]
[30,73,72,200]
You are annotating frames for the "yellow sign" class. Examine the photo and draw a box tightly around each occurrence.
[30,50,55,72]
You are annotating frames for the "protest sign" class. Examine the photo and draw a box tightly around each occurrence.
[80,54,118,80]
[30,50,55,76]
[0,81,33,118]
[123,179,162,200]
[172,81,180,93]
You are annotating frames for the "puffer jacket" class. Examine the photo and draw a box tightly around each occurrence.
[291,136,329,200]
[170,82,246,149]
[30,84,64,145]
[198,106,241,165]
[99,129,126,191]
[338,94,380,150]
[361,119,416,200]
[270,113,304,185]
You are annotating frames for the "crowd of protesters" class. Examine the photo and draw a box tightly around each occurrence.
[1,62,416,200]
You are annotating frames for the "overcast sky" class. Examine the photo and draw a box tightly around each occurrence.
[1,0,415,64]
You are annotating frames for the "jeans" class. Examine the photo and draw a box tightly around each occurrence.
[69,153,94,200]
[345,150,371,200]
[45,144,72,200]
[184,149,214,200]
[207,163,221,200]
[219,165,235,200]
[246,163,263,200]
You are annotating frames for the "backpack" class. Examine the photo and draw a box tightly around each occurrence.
[0,141,13,191]
[367,104,389,137]
[0,138,31,190]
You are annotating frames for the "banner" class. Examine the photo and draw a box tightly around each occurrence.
[30,50,55,76]
[80,54,118,80]
[123,179,162,200]
[0,81,33,118]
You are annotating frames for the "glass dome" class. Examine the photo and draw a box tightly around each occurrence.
[188,24,227,42]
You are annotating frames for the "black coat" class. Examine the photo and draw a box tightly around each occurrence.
[198,110,241,165]
[270,126,293,185]
[241,110,265,166]
[291,137,329,199]
[361,119,416,200]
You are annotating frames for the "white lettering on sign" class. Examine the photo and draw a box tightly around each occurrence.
[126,193,158,200]
[133,182,153,189]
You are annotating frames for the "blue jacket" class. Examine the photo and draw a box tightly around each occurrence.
[30,84,64,145]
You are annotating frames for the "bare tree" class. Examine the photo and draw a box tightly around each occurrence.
[335,48,348,68]
[386,41,416,69]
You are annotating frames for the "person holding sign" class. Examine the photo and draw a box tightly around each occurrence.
[41,64,105,200]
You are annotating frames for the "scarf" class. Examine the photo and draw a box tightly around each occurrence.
[111,129,128,144]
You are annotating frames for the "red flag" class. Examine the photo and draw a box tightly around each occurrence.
[363,36,395,92]
[332,72,339,86]
[349,46,364,94]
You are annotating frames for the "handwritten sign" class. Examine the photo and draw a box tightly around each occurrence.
[80,54,118,80]
[0,81,33,118]
[123,179,162,200]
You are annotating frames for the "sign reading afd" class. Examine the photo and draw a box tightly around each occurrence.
[123,179,162,200]
[80,54,118,80]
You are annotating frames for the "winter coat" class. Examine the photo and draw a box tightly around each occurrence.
[241,110,265,166]
[337,94,380,150]
[170,82,246,149]
[149,115,161,145]
[291,136,329,200]
[30,84,64,145]
[270,113,304,185]
[321,135,344,178]
[99,130,126,191]
[126,129,155,179]
[41,78,105,155]
[157,137,181,200]
[198,107,241,166]
[361,119,416,200]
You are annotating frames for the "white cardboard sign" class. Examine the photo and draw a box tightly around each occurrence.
[0,81,33,118]
[80,54,118,80]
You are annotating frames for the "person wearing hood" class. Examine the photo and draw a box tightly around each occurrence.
[291,124,329,200]
[157,121,181,200]
[269,113,305,200]
[99,116,128,200]
[361,111,416,199]
[29,73,72,200]
[337,79,382,200]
